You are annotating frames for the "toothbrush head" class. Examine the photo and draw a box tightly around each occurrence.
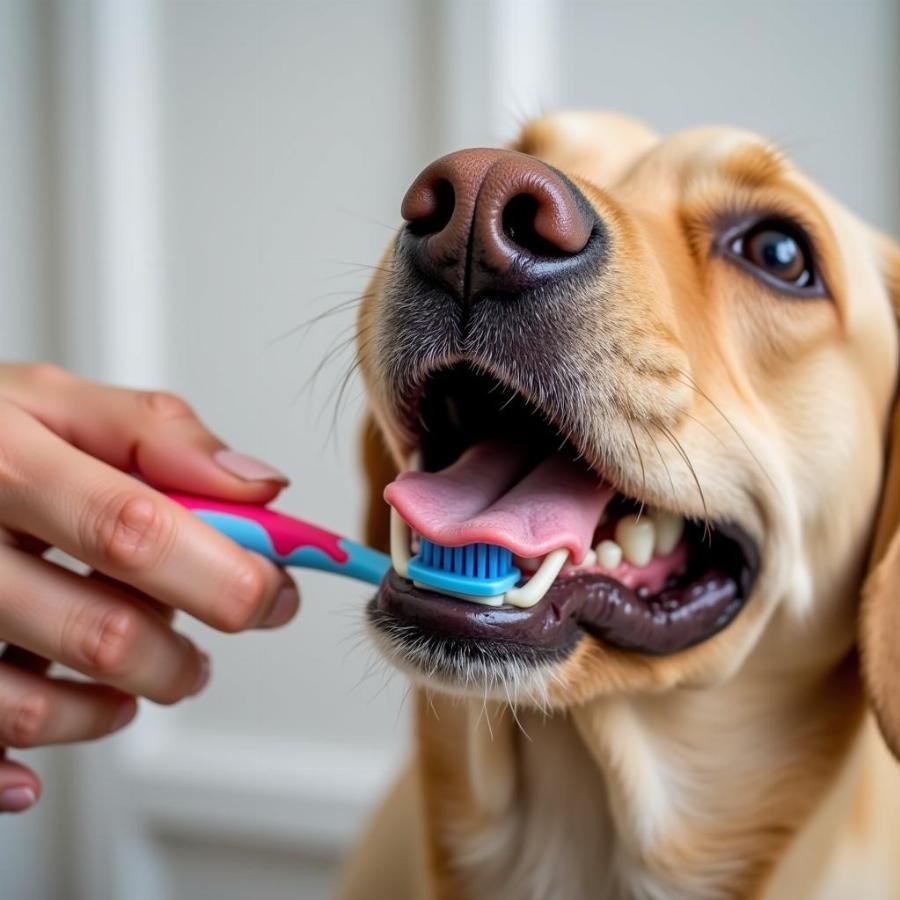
[407,538,520,604]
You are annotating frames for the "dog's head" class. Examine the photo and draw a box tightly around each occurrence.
[358,111,900,753]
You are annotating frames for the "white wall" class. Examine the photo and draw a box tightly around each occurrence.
[559,0,900,235]
[1,2,897,899]
[0,0,56,362]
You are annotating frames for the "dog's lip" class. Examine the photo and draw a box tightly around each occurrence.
[372,570,579,654]
[377,363,760,656]
[372,519,758,657]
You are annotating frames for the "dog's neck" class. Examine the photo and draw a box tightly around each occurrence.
[415,653,867,900]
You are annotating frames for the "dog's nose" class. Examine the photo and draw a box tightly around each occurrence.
[400,149,597,300]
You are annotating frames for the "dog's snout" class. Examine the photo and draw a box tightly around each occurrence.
[400,149,599,299]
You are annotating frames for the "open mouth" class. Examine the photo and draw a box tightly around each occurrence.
[370,365,759,672]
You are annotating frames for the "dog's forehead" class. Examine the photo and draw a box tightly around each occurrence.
[617,127,796,200]
[518,112,801,199]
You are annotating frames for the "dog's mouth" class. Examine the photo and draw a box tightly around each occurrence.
[370,364,759,676]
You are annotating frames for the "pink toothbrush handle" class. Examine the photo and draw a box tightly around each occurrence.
[165,493,390,585]
[167,493,345,558]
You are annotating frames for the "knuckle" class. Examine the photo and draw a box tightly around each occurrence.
[215,561,268,632]
[86,492,177,573]
[20,362,69,388]
[73,606,140,677]
[138,390,195,422]
[0,402,31,491]
[5,690,50,748]
[0,441,22,493]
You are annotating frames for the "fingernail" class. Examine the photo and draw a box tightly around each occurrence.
[213,449,289,484]
[261,585,300,628]
[0,786,37,813]
[191,654,211,695]
[112,700,138,731]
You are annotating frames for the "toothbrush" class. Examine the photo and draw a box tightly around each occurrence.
[166,493,390,586]
[168,492,537,607]
[406,538,521,600]
[404,535,565,608]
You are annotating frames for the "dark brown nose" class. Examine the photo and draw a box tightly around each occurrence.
[399,149,599,301]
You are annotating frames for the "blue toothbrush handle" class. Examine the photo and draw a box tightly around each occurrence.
[166,493,391,586]
[281,537,391,585]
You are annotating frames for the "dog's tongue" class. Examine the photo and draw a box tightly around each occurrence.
[384,440,613,563]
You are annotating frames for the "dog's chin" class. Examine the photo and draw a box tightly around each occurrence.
[365,362,761,700]
[366,605,570,705]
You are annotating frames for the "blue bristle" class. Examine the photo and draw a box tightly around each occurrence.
[408,538,521,598]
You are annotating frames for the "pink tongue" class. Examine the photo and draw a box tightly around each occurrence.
[384,441,614,564]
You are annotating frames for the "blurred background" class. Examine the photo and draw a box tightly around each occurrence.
[1,1,898,898]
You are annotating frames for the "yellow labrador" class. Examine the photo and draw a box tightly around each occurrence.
[341,111,900,900]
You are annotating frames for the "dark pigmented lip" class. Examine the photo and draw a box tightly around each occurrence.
[371,522,758,658]
[372,364,761,663]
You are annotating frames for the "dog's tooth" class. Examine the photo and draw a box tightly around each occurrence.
[505,548,569,608]
[615,515,655,567]
[595,539,623,570]
[514,555,542,572]
[405,450,421,472]
[389,508,411,578]
[579,548,597,569]
[653,510,684,556]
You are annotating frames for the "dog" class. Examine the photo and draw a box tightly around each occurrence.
[338,111,900,900]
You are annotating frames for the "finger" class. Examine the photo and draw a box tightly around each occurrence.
[0,544,210,704]
[1,645,51,675]
[0,402,301,632]
[0,660,137,748]
[88,571,176,624]
[0,525,49,555]
[0,365,289,504]
[0,757,40,814]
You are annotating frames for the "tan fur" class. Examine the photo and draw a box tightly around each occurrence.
[343,111,900,899]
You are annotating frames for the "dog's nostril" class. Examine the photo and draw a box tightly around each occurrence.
[399,148,602,300]
[406,179,455,237]
[501,194,572,259]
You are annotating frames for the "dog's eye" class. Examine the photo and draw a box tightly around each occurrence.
[727,218,819,292]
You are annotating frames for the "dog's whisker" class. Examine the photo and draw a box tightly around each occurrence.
[426,688,440,721]
[266,292,372,348]
[325,356,364,443]
[293,324,361,404]
[674,369,777,495]
[624,416,648,518]
[640,421,677,499]
[323,259,395,278]
[335,206,402,235]
[656,421,711,541]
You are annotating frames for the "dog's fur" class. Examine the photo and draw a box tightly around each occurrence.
[340,112,900,900]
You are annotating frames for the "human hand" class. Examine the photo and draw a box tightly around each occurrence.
[0,363,299,812]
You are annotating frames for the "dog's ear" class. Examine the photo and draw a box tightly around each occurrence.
[860,236,900,760]
[513,111,658,187]
[360,413,398,552]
